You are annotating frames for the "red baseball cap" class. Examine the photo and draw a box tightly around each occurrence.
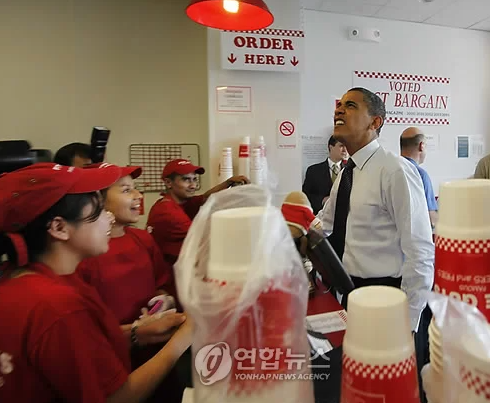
[0,162,121,234]
[161,159,205,179]
[86,162,142,180]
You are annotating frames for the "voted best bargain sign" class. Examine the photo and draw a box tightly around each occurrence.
[352,71,451,125]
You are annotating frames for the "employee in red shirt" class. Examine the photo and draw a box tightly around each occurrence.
[78,163,183,403]
[0,163,192,403]
[147,159,249,267]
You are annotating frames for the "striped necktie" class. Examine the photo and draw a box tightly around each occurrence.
[331,163,340,183]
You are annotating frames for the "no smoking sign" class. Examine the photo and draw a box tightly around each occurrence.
[277,119,297,149]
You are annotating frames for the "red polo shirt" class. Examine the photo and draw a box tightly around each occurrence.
[0,262,130,403]
[78,227,174,325]
[146,194,205,266]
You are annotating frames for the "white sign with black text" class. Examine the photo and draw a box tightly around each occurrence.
[216,86,252,113]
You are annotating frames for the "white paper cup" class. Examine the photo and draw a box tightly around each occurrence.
[250,169,264,186]
[220,147,233,170]
[345,286,413,351]
[219,169,233,181]
[341,286,420,403]
[437,180,490,239]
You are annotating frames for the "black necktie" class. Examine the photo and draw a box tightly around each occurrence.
[329,158,356,260]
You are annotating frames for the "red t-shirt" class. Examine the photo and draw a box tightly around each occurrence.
[78,227,174,325]
[0,262,130,403]
[146,194,205,266]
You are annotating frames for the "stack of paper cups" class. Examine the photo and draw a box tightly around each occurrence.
[256,135,266,158]
[428,318,444,375]
[219,147,233,181]
[341,286,420,403]
[238,136,251,178]
[194,206,314,403]
[458,332,490,402]
[435,180,490,320]
[250,147,264,185]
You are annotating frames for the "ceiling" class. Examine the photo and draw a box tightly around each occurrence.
[302,0,490,31]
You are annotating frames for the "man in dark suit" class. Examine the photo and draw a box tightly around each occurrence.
[302,136,348,214]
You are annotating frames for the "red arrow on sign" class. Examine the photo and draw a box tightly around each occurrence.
[228,53,237,64]
[291,56,299,66]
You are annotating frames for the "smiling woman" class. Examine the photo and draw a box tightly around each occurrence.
[77,162,186,403]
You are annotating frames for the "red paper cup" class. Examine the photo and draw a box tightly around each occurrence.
[341,286,419,403]
[341,354,419,403]
[435,180,490,321]
[435,236,490,320]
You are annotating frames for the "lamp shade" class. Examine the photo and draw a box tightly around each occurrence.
[186,0,274,31]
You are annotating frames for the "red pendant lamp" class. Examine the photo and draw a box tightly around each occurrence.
[186,0,274,31]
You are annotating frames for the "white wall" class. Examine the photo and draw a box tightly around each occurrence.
[302,10,490,194]
[0,0,209,225]
[207,0,302,205]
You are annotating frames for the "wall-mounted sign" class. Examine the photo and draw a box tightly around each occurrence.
[277,119,297,149]
[216,86,252,113]
[352,71,451,125]
[220,28,304,73]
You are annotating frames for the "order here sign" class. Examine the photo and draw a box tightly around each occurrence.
[220,28,304,73]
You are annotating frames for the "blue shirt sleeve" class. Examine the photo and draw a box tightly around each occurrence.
[418,168,438,211]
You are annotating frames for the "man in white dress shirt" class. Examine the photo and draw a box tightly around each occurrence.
[320,87,434,334]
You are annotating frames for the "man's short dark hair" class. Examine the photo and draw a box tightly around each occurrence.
[348,87,386,135]
[400,133,425,150]
[328,135,339,149]
[53,142,91,166]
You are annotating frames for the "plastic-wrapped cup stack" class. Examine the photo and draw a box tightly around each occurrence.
[193,206,314,403]
[238,136,251,178]
[250,148,264,185]
[428,318,444,375]
[341,286,420,403]
[219,147,233,181]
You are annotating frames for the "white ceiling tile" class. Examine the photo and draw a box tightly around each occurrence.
[374,5,435,22]
[424,0,490,28]
[306,0,490,31]
[469,17,490,31]
[321,0,382,17]
[385,0,456,8]
[301,0,324,10]
[344,0,390,5]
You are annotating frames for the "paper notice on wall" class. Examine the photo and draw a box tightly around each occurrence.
[302,132,329,177]
[471,136,485,158]
[216,86,252,113]
[425,133,439,152]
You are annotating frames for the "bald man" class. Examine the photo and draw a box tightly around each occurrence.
[400,127,438,228]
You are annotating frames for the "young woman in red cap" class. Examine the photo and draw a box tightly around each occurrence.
[77,163,185,403]
[147,158,249,267]
[0,163,192,403]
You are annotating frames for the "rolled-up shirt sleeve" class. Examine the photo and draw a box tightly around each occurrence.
[319,170,341,237]
[386,164,435,332]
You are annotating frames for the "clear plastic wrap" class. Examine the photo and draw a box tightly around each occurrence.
[422,292,490,403]
[174,185,314,403]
